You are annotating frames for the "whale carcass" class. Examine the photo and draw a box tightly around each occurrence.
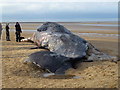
[22,22,117,76]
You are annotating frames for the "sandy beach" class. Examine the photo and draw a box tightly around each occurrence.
[1,22,119,88]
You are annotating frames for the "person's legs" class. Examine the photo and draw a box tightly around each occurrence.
[18,33,21,42]
[8,35,10,41]
[0,31,1,40]
[16,33,18,42]
[6,34,10,41]
[7,32,10,41]
[6,32,8,41]
[6,35,9,41]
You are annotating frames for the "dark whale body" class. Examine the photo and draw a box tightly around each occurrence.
[25,51,79,74]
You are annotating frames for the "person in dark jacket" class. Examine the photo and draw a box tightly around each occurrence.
[6,23,11,41]
[15,22,22,42]
[0,23,2,40]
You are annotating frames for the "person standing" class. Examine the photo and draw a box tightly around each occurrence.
[15,22,22,42]
[6,23,11,41]
[0,23,2,40]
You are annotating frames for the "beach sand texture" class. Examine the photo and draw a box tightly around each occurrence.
[1,22,119,88]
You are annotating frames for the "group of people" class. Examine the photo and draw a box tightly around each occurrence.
[0,22,22,42]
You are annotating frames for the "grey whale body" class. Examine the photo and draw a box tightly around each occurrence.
[23,22,117,76]
[34,22,88,58]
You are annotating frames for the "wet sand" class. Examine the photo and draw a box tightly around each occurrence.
[2,22,118,34]
[1,22,119,88]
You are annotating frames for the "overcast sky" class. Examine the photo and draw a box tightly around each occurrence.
[0,0,118,22]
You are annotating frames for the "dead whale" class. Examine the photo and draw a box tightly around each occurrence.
[22,22,117,77]
[25,51,77,74]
